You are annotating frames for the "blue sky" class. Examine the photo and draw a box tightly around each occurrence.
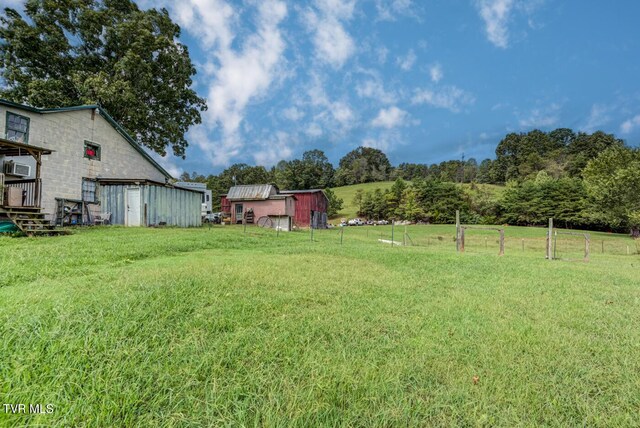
[10,0,640,175]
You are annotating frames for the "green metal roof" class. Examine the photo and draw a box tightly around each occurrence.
[0,99,173,179]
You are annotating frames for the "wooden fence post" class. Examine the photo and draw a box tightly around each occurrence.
[547,218,553,260]
[456,210,460,252]
[585,235,590,262]
[499,229,505,256]
[460,227,465,252]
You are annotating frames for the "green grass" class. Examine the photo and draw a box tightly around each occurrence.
[331,181,505,220]
[1,225,639,426]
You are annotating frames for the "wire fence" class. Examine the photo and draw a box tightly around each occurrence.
[204,223,640,258]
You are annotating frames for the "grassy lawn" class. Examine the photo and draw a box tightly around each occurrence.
[1,225,639,426]
[331,182,505,220]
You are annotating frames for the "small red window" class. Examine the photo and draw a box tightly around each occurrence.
[84,141,100,160]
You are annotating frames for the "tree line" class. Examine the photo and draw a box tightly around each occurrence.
[181,128,638,235]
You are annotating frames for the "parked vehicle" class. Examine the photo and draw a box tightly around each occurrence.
[377,219,389,225]
[203,212,222,224]
[348,218,365,226]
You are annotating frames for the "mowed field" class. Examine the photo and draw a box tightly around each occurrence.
[1,225,639,426]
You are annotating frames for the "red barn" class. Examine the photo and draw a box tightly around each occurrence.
[220,194,231,213]
[280,189,328,229]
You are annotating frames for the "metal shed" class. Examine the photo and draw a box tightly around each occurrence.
[98,179,202,227]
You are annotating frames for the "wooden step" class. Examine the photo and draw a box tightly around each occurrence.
[9,212,47,217]
[1,206,42,213]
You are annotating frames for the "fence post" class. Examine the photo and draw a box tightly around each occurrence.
[340,226,344,245]
[391,220,395,247]
[521,238,524,252]
[404,225,407,246]
[585,235,590,262]
[455,210,460,252]
[547,218,553,260]
[499,229,505,256]
[460,227,465,252]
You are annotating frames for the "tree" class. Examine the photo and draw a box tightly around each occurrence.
[352,189,364,216]
[300,150,335,189]
[413,179,469,224]
[385,178,407,218]
[0,0,206,157]
[334,147,391,186]
[400,187,425,222]
[324,188,343,218]
[566,131,623,176]
[582,146,640,236]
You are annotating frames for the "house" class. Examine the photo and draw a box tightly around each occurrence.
[0,99,201,232]
[280,189,328,229]
[175,181,213,216]
[223,184,295,231]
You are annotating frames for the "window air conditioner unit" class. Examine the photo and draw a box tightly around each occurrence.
[4,161,31,177]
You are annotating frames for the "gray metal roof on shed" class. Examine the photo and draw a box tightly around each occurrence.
[227,184,277,201]
[280,189,326,195]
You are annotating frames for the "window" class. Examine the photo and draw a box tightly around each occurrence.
[6,112,30,143]
[84,141,101,160]
[82,178,97,203]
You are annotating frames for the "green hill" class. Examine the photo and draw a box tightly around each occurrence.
[330,181,505,220]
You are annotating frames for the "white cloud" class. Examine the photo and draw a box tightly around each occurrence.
[170,0,237,50]
[252,131,293,166]
[355,79,397,104]
[429,63,444,83]
[582,104,611,132]
[375,0,419,21]
[306,73,355,132]
[518,103,561,128]
[396,49,417,71]
[620,114,640,134]
[190,0,288,166]
[412,85,475,112]
[304,0,356,69]
[371,106,409,128]
[475,0,514,48]
[362,130,404,152]
[141,0,289,167]
[376,46,390,64]
[149,152,183,178]
[332,101,355,124]
[282,106,305,121]
[2,0,25,9]
[305,123,323,137]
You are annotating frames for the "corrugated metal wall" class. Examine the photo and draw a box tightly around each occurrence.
[100,183,202,227]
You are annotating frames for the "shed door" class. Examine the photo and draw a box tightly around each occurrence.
[126,187,141,227]
[235,203,243,223]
